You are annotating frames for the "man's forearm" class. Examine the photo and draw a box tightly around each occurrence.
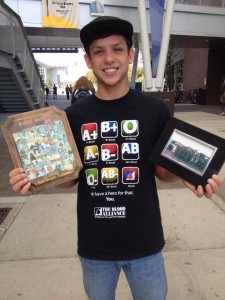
[154,164,180,183]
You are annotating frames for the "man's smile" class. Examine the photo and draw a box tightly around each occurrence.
[103,68,118,73]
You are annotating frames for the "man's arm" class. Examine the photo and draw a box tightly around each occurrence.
[155,164,180,183]
[9,168,77,196]
[155,164,222,198]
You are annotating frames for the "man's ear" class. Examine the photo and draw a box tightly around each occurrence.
[128,48,135,65]
[84,53,92,69]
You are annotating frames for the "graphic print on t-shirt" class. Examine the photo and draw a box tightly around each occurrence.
[86,168,98,186]
[94,207,126,218]
[122,167,139,184]
[101,144,118,161]
[121,120,139,137]
[101,167,119,185]
[83,120,140,191]
[101,121,118,138]
[81,123,98,141]
[84,145,99,163]
[122,143,139,160]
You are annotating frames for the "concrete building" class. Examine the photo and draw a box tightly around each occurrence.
[1,0,225,111]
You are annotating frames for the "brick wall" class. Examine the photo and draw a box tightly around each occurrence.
[183,48,209,92]
[207,48,225,105]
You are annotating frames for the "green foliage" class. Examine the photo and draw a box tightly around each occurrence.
[128,65,145,91]
[45,77,52,88]
[86,70,97,85]
[165,48,175,91]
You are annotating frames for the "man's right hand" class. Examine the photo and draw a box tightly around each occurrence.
[9,168,31,196]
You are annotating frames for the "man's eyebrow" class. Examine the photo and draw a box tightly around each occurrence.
[92,42,124,49]
[91,45,104,49]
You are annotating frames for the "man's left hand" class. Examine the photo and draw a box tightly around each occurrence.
[182,174,222,198]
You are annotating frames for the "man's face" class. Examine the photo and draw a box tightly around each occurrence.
[84,35,134,88]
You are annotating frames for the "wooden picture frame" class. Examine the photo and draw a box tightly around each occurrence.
[149,117,225,188]
[2,106,83,193]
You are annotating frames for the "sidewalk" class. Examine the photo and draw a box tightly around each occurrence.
[0,102,225,300]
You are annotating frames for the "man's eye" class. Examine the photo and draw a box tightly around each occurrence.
[94,50,103,55]
[115,48,123,52]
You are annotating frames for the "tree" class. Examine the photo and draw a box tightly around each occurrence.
[86,70,97,85]
[165,48,175,91]
[45,77,52,88]
[128,65,145,91]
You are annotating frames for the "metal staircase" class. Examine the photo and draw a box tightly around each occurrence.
[0,1,45,113]
[0,67,29,112]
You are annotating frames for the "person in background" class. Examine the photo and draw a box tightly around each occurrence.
[45,86,49,99]
[53,84,57,99]
[219,83,225,115]
[8,16,222,300]
[44,98,49,107]
[71,76,95,104]
[69,84,73,96]
[65,85,70,100]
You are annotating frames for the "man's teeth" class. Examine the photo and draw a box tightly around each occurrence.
[104,68,117,73]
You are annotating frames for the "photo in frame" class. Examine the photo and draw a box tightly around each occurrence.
[149,117,225,188]
[2,106,83,193]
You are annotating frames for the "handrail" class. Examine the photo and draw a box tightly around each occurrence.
[0,0,45,108]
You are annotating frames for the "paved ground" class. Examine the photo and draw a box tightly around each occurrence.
[0,96,225,299]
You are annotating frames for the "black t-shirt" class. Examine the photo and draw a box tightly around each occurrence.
[65,89,171,260]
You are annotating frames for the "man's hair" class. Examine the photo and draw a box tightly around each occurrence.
[73,76,95,92]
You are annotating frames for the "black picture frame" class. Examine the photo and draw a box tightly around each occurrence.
[149,117,225,188]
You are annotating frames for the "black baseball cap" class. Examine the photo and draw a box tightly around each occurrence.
[80,16,133,52]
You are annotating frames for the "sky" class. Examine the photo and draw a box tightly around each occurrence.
[34,50,89,72]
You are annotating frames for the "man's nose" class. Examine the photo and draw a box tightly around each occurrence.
[104,49,114,62]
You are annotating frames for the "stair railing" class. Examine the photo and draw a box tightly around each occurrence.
[0,1,45,108]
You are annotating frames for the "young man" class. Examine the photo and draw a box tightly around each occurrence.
[9,16,221,300]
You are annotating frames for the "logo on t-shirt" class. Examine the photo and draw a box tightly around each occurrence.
[81,123,98,141]
[121,120,139,137]
[122,167,139,184]
[101,144,118,161]
[86,168,98,185]
[101,167,119,185]
[84,145,99,163]
[122,143,139,160]
[94,207,126,218]
[101,121,118,138]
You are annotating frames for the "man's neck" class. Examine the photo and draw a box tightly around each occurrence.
[95,85,130,100]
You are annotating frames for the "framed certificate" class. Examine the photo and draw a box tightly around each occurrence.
[2,106,82,193]
[149,117,225,188]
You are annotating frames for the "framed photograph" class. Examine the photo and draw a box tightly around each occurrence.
[2,106,83,193]
[149,117,225,188]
